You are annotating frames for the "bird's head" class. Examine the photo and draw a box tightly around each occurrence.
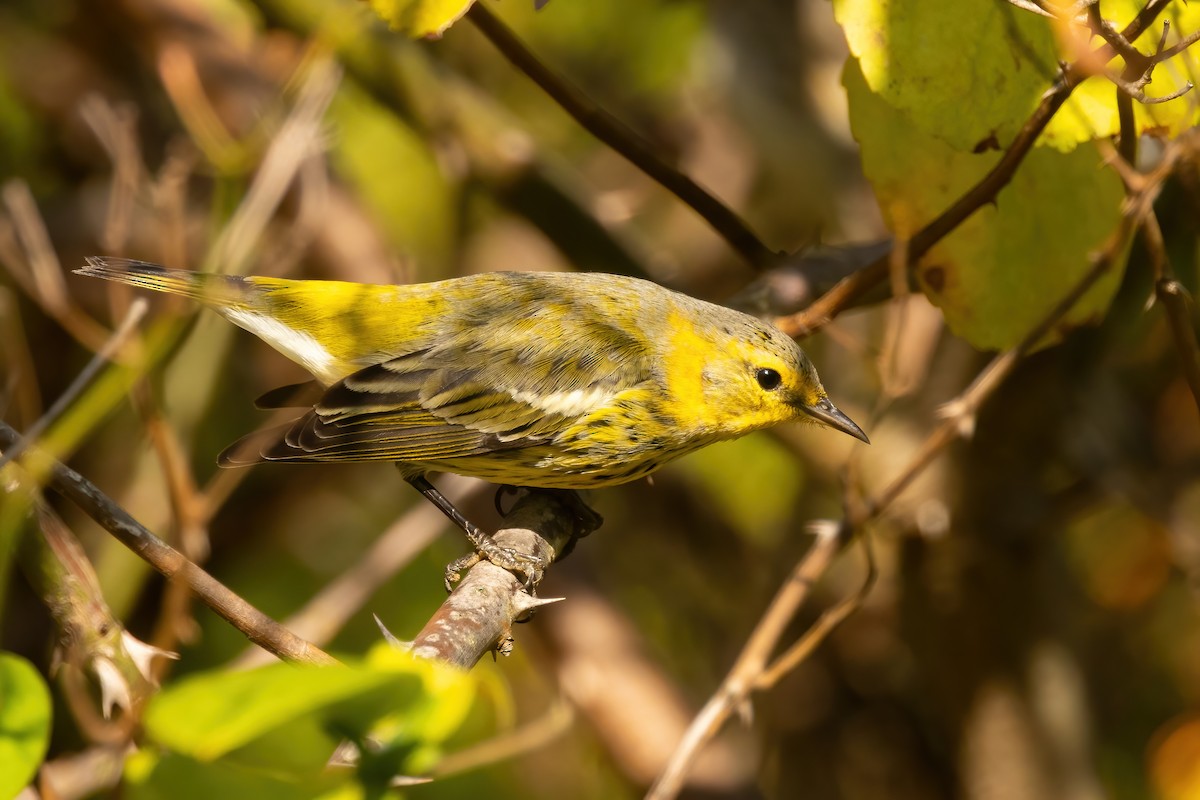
[694,316,869,444]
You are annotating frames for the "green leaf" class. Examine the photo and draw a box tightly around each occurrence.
[833,0,1061,152]
[143,649,474,773]
[844,60,1126,350]
[834,0,1200,153]
[365,0,475,39]
[124,749,379,800]
[0,652,52,799]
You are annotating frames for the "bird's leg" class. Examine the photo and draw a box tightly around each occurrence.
[403,474,546,591]
[491,486,603,561]
[530,488,602,560]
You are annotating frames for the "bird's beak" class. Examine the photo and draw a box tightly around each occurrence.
[800,396,870,444]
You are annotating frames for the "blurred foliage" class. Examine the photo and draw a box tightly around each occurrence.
[0,0,1198,799]
[128,647,475,797]
[0,652,52,799]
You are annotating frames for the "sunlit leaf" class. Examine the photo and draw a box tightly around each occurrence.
[834,0,1200,153]
[833,0,1061,152]
[143,649,474,772]
[0,652,52,800]
[365,0,474,39]
[123,749,377,800]
[844,60,1125,350]
[1040,0,1200,149]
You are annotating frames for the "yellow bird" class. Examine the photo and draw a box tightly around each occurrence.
[77,257,867,585]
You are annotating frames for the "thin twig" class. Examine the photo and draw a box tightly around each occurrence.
[0,298,148,472]
[428,698,574,778]
[132,383,212,673]
[205,58,342,274]
[1088,6,1198,102]
[1108,71,1194,103]
[79,96,144,253]
[0,181,113,351]
[1156,275,1200,416]
[1156,26,1200,61]
[756,528,877,689]
[0,420,337,666]
[0,287,43,427]
[646,520,845,800]
[467,3,779,270]
[1138,181,1200,415]
[1006,0,1057,19]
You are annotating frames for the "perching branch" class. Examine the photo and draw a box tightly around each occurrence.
[409,489,601,668]
[0,420,337,666]
[233,477,487,670]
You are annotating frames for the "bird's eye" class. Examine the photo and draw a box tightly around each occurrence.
[755,368,782,391]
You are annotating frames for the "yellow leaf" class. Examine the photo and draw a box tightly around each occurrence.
[365,0,475,39]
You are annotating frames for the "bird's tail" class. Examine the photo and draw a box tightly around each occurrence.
[75,257,258,310]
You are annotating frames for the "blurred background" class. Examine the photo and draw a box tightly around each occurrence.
[1,0,1199,798]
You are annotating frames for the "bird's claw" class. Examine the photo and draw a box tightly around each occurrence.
[443,541,546,593]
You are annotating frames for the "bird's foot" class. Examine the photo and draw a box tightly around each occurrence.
[443,538,547,593]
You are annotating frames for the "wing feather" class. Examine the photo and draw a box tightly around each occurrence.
[223,292,656,466]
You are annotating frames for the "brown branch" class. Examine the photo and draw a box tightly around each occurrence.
[409,490,600,669]
[646,520,850,800]
[774,0,1181,338]
[466,3,779,270]
[755,525,878,689]
[1138,176,1200,416]
[1088,7,1198,104]
[1157,275,1200,415]
[0,420,336,666]
[727,240,896,318]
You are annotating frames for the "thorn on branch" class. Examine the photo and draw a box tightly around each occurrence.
[1087,10,1199,106]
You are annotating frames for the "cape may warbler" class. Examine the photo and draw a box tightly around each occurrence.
[77,257,867,584]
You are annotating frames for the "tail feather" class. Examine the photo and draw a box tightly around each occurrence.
[216,421,298,466]
[254,380,325,409]
[75,257,256,309]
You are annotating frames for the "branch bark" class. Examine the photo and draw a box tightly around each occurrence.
[0,420,337,666]
[410,490,600,668]
[467,3,778,270]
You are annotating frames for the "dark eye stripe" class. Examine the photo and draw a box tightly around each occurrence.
[755,368,782,391]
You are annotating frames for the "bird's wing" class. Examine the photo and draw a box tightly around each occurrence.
[220,316,653,465]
